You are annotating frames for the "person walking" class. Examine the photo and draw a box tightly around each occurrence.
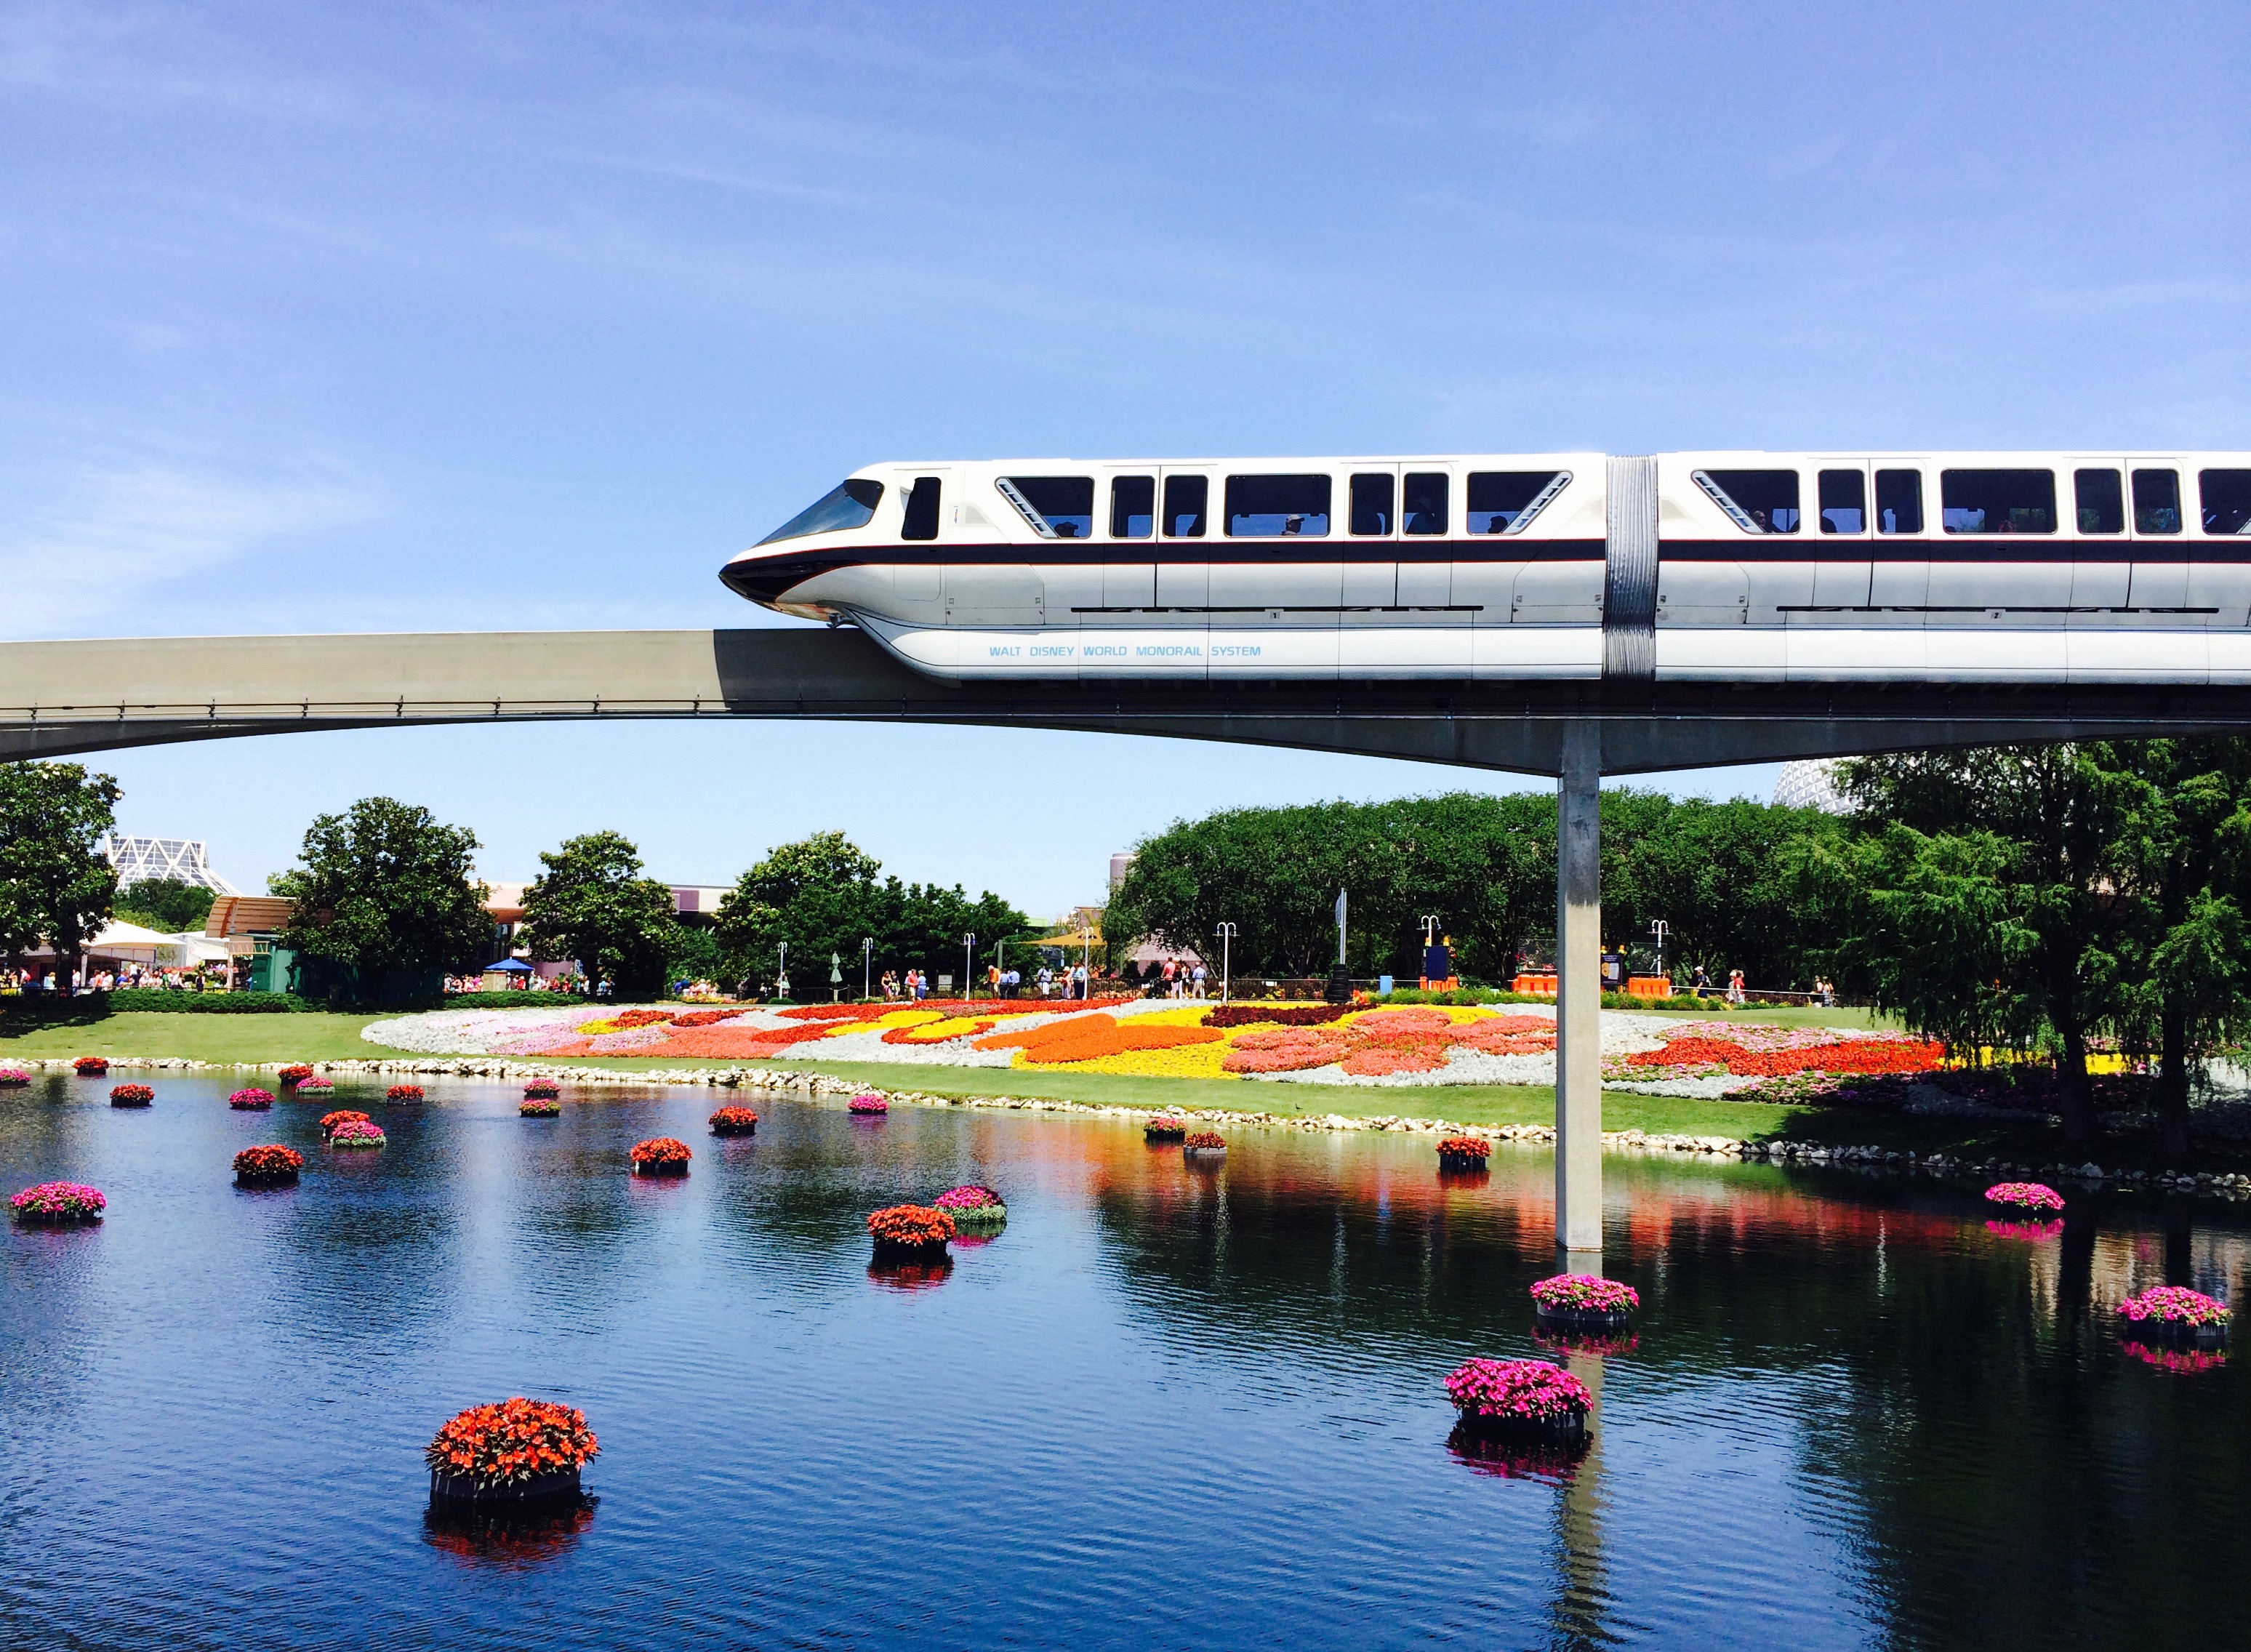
[1726,967,1746,1007]
[1190,963,1207,1000]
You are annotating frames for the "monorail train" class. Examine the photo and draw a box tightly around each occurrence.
[718,452,2251,683]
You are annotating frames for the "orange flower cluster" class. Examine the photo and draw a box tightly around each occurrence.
[1625,1035,1946,1076]
[1437,1135,1491,1161]
[867,1204,956,1247]
[1184,1131,1227,1150]
[709,1105,760,1136]
[319,1110,371,1136]
[630,1136,691,1170]
[233,1144,305,1180]
[73,1056,108,1075]
[425,1397,598,1487]
[606,1010,674,1030]
[975,1013,1223,1065]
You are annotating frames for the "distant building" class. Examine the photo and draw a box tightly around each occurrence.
[1771,760,1850,814]
[102,835,240,894]
[1109,851,1137,891]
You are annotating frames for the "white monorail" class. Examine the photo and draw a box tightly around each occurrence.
[718,452,2251,683]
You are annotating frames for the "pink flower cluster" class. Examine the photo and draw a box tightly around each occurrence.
[0,1067,31,1086]
[328,1119,386,1148]
[1984,1182,2065,1213]
[228,1088,275,1110]
[848,1094,888,1115]
[2119,1286,2231,1328]
[1223,1010,1555,1077]
[1444,1357,1592,1423]
[12,1182,107,1223]
[933,1184,1003,1212]
[1529,1274,1640,1315]
[297,1075,334,1093]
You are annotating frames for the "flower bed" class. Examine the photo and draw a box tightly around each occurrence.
[520,1098,561,1118]
[109,1083,154,1107]
[328,1119,386,1150]
[709,1104,759,1136]
[847,1094,888,1115]
[630,1136,691,1175]
[278,1064,315,1086]
[1144,1115,1188,1141]
[1530,1274,1640,1328]
[868,1203,955,1253]
[233,1144,305,1185]
[387,1084,425,1104]
[1444,1357,1593,1434]
[1203,1003,1354,1029]
[933,1184,1006,1223]
[0,1067,28,1087]
[1985,1182,2065,1214]
[73,1056,108,1076]
[976,1011,1224,1067]
[228,1087,275,1110]
[320,1109,372,1136]
[523,1081,561,1101]
[1437,1135,1490,1169]
[1184,1131,1227,1155]
[11,1182,106,1225]
[296,1075,334,1094]
[426,1398,598,1504]
[2118,1286,2231,1347]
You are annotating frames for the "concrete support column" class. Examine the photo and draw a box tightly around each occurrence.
[1555,721,1603,1262]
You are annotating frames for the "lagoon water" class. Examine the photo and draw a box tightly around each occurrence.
[4,1074,2248,1651]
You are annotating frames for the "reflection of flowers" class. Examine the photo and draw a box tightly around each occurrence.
[2119,1286,2231,1328]
[1985,1182,2065,1214]
[2120,1339,2228,1374]
[1533,1326,1639,1359]
[1444,1357,1592,1424]
[233,1144,305,1183]
[1985,1218,2066,1243]
[1446,1422,1588,1484]
[867,1256,954,1291]
[425,1498,595,1568]
[11,1182,106,1224]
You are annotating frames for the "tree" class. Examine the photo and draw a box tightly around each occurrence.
[518,830,681,999]
[114,876,217,934]
[277,798,492,1002]
[0,762,121,988]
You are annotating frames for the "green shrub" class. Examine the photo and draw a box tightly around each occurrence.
[103,990,315,1014]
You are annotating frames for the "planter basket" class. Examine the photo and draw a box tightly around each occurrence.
[1437,1151,1490,1173]
[1453,1408,1589,1444]
[871,1236,952,1260]
[1184,1145,1227,1161]
[1533,1304,1634,1334]
[429,1464,583,1510]
[2120,1318,2228,1350]
[1144,1120,1188,1142]
[633,1160,689,1177]
[234,1168,300,1187]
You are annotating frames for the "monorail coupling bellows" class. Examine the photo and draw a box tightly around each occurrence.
[1602,454,1660,683]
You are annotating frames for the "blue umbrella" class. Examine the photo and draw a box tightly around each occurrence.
[482,958,534,973]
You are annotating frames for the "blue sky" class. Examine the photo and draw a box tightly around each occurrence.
[4,1,2245,913]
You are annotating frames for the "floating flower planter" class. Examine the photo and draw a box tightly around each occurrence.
[630,1136,691,1176]
[708,1105,759,1137]
[387,1085,425,1104]
[1183,1131,1227,1161]
[2118,1286,2231,1348]
[867,1203,955,1257]
[109,1083,153,1108]
[1530,1274,1640,1332]
[523,1081,561,1101]
[328,1119,386,1150]
[1437,1135,1491,1172]
[519,1098,561,1118]
[73,1056,108,1076]
[1984,1182,2064,1214]
[278,1064,315,1087]
[11,1182,105,1226]
[320,1109,372,1137]
[0,1067,31,1088]
[848,1094,888,1116]
[426,1398,599,1511]
[296,1075,334,1094]
[233,1144,305,1187]
[1444,1356,1593,1440]
[1144,1116,1188,1142]
[228,1087,275,1110]
[934,1184,1006,1226]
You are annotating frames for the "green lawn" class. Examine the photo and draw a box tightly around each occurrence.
[0,1010,386,1064]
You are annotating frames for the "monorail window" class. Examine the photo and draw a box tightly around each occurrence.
[1226,474,1331,537]
[1701,470,1801,533]
[1403,473,1448,535]
[758,477,883,545]
[1469,471,1566,534]
[1350,473,1393,535]
[1875,469,1922,534]
[1941,469,2055,534]
[1818,470,1866,534]
[1163,475,1207,537]
[901,477,941,542]
[998,476,1094,538]
[1111,476,1154,540]
[2202,470,2251,535]
[2132,469,2182,534]
[2074,469,2124,534]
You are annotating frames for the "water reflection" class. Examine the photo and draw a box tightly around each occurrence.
[422,1496,598,1570]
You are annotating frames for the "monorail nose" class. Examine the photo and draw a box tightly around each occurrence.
[718,554,798,607]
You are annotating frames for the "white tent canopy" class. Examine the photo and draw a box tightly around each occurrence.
[25,920,230,966]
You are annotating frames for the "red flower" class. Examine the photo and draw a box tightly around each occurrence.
[425,1398,598,1488]
[867,1204,955,1246]
[233,1144,305,1179]
[629,1136,692,1168]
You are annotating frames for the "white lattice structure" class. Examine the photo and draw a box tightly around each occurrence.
[101,835,240,894]
[1771,759,1850,814]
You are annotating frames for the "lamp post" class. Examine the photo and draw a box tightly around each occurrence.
[1650,918,1669,984]
[775,940,788,1003]
[1214,922,1238,1003]
[862,936,873,1001]
[962,932,976,999]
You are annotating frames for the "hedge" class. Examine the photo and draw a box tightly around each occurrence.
[103,990,316,1014]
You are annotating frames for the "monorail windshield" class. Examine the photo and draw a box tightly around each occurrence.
[758,478,883,545]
